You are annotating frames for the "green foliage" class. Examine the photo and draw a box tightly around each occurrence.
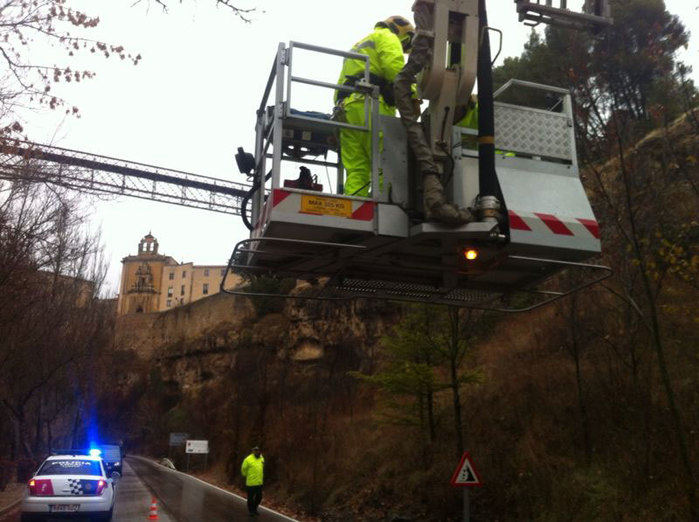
[241,275,296,316]
[351,305,484,440]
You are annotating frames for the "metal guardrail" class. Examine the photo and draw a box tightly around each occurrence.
[494,78,571,98]
[251,41,384,230]
[515,0,613,30]
[491,79,577,163]
[221,236,613,312]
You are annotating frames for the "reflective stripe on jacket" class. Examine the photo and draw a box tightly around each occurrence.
[335,26,406,106]
[241,454,264,486]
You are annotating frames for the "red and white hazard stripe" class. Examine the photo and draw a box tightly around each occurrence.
[508,210,600,239]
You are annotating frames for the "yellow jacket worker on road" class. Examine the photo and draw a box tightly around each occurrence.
[241,446,265,516]
[335,15,415,197]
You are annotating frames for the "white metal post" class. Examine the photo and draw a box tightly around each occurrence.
[370,87,380,203]
[271,42,286,193]
[563,93,578,172]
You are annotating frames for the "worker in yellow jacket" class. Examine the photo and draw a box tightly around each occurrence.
[335,15,415,197]
[241,446,265,516]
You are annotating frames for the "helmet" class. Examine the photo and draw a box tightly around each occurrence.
[377,15,415,52]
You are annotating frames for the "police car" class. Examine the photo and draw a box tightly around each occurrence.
[20,452,116,521]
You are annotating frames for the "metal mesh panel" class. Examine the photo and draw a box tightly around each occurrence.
[329,278,502,305]
[495,104,572,160]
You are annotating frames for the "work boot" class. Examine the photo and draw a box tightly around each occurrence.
[423,174,473,226]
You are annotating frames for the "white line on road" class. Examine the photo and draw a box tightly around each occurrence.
[129,456,300,522]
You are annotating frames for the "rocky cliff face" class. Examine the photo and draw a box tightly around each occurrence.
[114,292,254,357]
[149,297,398,390]
[110,291,403,517]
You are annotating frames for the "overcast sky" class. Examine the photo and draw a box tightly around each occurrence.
[19,0,699,296]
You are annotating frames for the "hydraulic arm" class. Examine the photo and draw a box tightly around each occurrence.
[394,0,611,227]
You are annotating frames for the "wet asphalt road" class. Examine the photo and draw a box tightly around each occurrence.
[1,457,293,521]
[113,460,174,521]
[127,456,297,522]
[0,460,173,521]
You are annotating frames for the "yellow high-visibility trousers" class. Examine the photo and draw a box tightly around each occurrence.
[340,98,393,197]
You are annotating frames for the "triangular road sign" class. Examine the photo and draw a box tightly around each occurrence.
[450,452,482,487]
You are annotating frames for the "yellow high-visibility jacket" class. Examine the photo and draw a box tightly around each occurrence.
[241,454,264,487]
[457,99,479,130]
[335,26,405,108]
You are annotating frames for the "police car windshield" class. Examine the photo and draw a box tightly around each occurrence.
[38,460,102,476]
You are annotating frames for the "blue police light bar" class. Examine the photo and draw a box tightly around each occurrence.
[89,448,102,458]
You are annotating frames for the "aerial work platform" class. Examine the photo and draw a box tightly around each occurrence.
[222,39,610,312]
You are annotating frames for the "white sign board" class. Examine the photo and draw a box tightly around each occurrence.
[185,440,209,454]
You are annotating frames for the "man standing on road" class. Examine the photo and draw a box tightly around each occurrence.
[241,446,265,517]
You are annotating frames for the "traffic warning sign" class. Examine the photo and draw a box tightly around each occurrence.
[450,452,482,487]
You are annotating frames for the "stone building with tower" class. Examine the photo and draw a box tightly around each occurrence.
[116,233,239,315]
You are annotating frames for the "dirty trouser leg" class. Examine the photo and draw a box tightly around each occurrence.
[393,3,473,226]
[341,100,371,197]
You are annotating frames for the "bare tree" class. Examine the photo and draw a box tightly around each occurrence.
[0,180,111,461]
[0,0,141,128]
[135,0,257,21]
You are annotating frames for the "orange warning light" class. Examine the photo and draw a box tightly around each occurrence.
[464,249,479,261]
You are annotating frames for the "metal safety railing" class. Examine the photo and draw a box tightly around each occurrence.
[250,41,383,231]
[452,79,578,165]
[515,1,613,30]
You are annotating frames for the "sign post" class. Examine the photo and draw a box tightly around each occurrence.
[450,452,482,522]
[185,440,209,473]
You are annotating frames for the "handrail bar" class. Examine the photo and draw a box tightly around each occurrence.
[494,78,571,99]
[257,53,280,115]
[290,41,368,61]
[290,75,362,94]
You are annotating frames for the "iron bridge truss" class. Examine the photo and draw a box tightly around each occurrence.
[0,140,252,215]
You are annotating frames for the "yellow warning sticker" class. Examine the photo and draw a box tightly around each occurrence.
[300,195,352,218]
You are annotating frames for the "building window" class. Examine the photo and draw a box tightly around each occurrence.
[204,268,209,277]
[167,286,173,297]
[180,285,185,296]
[169,272,174,280]
[203,283,209,295]
[182,271,187,278]
[221,268,226,276]
[167,299,172,307]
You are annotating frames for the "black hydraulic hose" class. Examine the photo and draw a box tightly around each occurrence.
[241,169,272,231]
[241,190,255,231]
[477,0,498,198]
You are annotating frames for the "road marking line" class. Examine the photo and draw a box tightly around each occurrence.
[129,456,299,522]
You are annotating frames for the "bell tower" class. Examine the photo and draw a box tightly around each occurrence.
[138,232,159,255]
[117,232,175,315]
